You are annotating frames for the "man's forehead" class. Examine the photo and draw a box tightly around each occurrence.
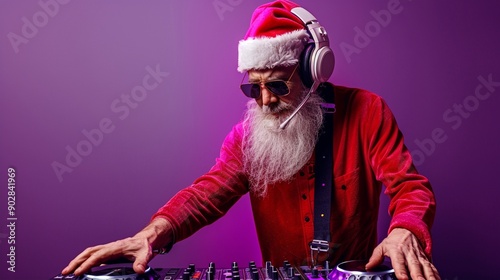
[248,65,295,80]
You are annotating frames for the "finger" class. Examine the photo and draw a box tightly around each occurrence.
[421,259,441,280]
[132,243,154,274]
[405,252,426,280]
[62,246,102,275]
[72,245,119,276]
[132,252,149,273]
[389,253,410,280]
[365,244,384,270]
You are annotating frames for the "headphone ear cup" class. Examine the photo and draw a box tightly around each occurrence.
[311,46,335,83]
[299,43,315,89]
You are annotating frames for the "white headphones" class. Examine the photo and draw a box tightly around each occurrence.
[291,7,335,88]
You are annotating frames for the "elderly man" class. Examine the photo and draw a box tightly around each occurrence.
[62,1,439,279]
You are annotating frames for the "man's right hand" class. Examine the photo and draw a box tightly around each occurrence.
[61,218,173,276]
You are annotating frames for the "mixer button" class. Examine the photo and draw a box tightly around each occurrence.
[223,270,232,279]
[54,274,76,279]
[167,268,180,275]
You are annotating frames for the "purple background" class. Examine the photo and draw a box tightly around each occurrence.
[1,0,499,279]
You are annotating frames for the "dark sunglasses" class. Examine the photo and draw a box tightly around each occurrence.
[240,65,298,99]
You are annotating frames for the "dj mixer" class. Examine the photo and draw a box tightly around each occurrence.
[50,260,396,280]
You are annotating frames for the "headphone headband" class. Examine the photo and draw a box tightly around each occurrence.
[291,7,335,87]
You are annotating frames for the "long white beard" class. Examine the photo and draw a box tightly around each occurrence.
[242,91,324,197]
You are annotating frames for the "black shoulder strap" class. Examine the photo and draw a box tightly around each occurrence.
[311,83,335,264]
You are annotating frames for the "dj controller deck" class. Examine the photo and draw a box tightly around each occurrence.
[50,260,396,280]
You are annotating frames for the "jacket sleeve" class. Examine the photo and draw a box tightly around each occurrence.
[364,94,436,257]
[151,123,249,244]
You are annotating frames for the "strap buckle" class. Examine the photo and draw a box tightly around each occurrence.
[309,239,330,266]
[310,239,329,252]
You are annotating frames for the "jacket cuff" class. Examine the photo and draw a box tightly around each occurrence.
[150,215,177,254]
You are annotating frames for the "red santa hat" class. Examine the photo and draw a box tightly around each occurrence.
[237,0,309,73]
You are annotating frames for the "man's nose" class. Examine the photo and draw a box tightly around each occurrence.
[260,85,278,106]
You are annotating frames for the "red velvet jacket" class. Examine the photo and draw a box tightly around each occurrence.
[152,85,436,267]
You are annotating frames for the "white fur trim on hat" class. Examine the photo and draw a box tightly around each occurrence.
[237,29,309,72]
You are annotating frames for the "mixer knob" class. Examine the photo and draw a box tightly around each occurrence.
[249,261,256,269]
[251,268,260,280]
[232,262,239,273]
[272,268,278,280]
[287,267,294,278]
[206,269,214,280]
[183,269,191,280]
[312,267,319,278]
[265,261,272,278]
[188,264,196,275]
[283,261,290,269]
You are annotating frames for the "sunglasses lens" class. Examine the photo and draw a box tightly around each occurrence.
[240,81,289,98]
[240,84,261,98]
[266,81,289,96]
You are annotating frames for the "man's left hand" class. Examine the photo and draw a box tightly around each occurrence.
[365,228,440,280]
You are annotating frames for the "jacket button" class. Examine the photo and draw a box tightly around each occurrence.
[341,185,347,190]
[302,194,307,200]
[305,216,310,222]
